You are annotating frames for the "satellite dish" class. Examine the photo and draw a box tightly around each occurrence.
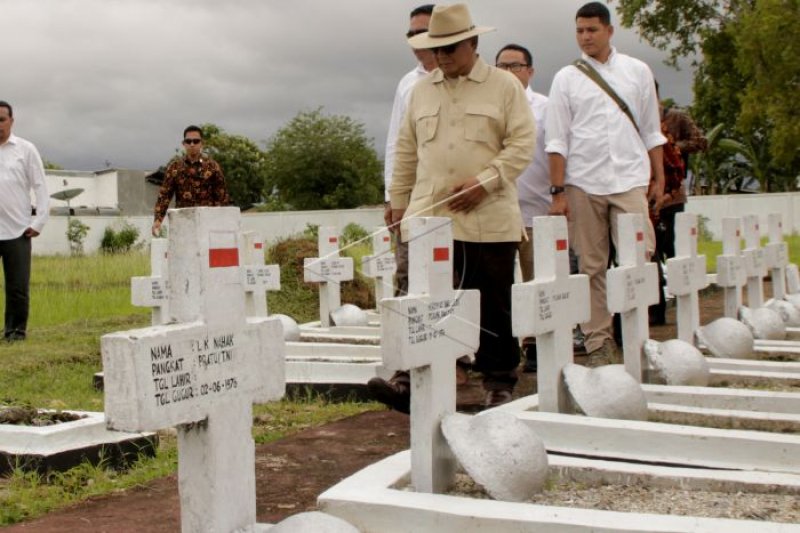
[50,188,84,201]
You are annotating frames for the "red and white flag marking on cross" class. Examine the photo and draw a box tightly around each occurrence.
[208,231,239,268]
[433,247,449,262]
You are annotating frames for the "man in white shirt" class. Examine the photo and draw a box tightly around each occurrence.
[0,101,49,342]
[546,2,665,364]
[383,4,437,296]
[495,43,550,373]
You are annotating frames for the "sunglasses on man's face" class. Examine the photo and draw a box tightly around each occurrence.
[183,138,202,145]
[432,42,460,55]
[406,28,428,38]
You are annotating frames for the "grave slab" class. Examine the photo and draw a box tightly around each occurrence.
[320,447,800,533]
[285,341,390,386]
[0,409,156,474]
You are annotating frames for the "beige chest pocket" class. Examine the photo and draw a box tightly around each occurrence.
[415,104,440,145]
[464,103,501,144]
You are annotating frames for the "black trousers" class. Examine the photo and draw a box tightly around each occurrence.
[453,240,519,390]
[0,234,32,339]
[650,203,685,322]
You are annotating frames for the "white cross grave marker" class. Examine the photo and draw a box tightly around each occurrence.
[362,227,397,308]
[742,214,767,308]
[241,231,280,318]
[512,216,590,413]
[788,264,800,296]
[717,217,747,318]
[304,227,354,327]
[666,213,709,344]
[102,207,285,533]
[606,214,659,381]
[380,217,480,494]
[764,214,789,300]
[131,238,169,325]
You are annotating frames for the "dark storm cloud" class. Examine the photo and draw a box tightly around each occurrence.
[4,0,693,171]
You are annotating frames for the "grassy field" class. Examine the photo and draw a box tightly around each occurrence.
[0,241,378,525]
[697,234,800,273]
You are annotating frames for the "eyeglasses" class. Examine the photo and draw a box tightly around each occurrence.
[432,42,461,55]
[496,62,529,72]
[406,28,428,38]
[183,138,202,145]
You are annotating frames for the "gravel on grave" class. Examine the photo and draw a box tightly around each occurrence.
[715,381,800,393]
[447,473,800,524]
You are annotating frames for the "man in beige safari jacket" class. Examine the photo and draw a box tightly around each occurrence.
[368,3,535,411]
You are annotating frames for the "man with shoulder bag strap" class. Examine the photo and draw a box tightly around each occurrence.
[545,1,666,366]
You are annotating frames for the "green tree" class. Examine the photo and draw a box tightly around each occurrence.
[613,0,799,192]
[199,123,269,209]
[612,0,748,67]
[263,108,383,210]
[735,0,800,169]
[691,28,752,192]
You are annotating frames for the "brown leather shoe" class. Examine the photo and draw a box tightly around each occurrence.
[367,377,410,414]
[456,364,469,385]
[483,389,513,409]
[585,340,622,368]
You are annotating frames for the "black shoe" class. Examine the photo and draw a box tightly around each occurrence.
[483,389,513,409]
[367,377,410,414]
[522,344,537,373]
[5,332,26,343]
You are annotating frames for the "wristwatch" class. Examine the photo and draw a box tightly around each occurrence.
[549,185,565,195]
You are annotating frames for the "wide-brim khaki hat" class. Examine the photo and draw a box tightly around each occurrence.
[408,3,495,49]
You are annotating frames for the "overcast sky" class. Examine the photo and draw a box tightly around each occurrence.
[4,0,694,172]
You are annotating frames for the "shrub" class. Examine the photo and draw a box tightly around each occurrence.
[302,223,319,241]
[66,219,90,255]
[341,223,369,247]
[266,234,375,322]
[101,221,140,254]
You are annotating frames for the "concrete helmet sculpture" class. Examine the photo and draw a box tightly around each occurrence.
[739,306,787,341]
[643,339,710,386]
[330,303,369,327]
[695,317,755,359]
[765,299,800,327]
[562,364,648,421]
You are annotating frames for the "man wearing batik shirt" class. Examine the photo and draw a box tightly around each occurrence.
[151,125,231,236]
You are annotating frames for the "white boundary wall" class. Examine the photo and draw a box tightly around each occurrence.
[685,192,800,240]
[33,208,384,255]
[30,193,800,255]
